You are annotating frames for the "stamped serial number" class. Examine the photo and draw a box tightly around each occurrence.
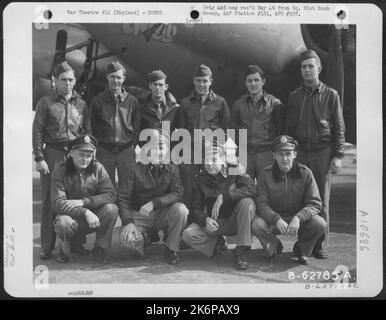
[288,266,353,282]
[359,210,370,251]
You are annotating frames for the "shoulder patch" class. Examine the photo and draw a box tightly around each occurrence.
[133,161,141,167]
[58,161,67,168]
[297,162,312,173]
[327,86,339,96]
[289,86,303,96]
[240,94,250,103]
[180,97,190,106]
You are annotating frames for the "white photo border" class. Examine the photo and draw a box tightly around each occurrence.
[3,2,383,297]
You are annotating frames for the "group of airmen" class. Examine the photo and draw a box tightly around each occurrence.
[33,49,345,270]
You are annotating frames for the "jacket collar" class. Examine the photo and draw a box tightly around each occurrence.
[145,91,178,112]
[189,89,217,103]
[52,90,80,103]
[302,81,325,94]
[243,90,272,112]
[139,162,172,171]
[198,165,228,186]
[272,161,302,182]
[104,86,128,102]
[247,90,269,103]
[65,157,96,175]
[147,163,165,170]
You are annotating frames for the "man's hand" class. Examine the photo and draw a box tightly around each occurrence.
[211,194,223,220]
[139,201,154,217]
[62,199,84,213]
[330,157,342,174]
[287,216,300,236]
[85,209,100,229]
[66,220,79,237]
[120,223,140,243]
[205,217,219,233]
[276,219,288,235]
[36,160,50,175]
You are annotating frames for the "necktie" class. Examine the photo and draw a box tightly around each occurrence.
[114,95,122,143]
[198,95,209,129]
[151,165,161,182]
[156,103,163,120]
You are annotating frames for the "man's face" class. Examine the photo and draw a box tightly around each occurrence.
[70,149,94,170]
[300,58,321,82]
[149,79,168,100]
[204,154,225,176]
[146,140,169,165]
[273,150,297,173]
[193,76,212,96]
[56,70,76,96]
[245,72,265,95]
[107,69,125,92]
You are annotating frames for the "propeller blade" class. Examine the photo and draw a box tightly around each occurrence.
[325,26,344,108]
[90,47,127,61]
[55,29,67,61]
[143,24,163,42]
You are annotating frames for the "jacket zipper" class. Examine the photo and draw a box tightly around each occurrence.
[114,97,120,143]
[161,105,177,122]
[79,171,85,193]
[148,167,157,198]
[298,93,307,123]
[147,102,178,124]
[284,173,288,213]
[65,99,69,138]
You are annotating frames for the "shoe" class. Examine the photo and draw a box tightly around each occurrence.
[179,239,191,251]
[165,247,180,265]
[216,236,227,251]
[56,251,69,263]
[39,252,52,260]
[293,243,308,265]
[132,234,146,259]
[210,236,227,259]
[312,249,328,259]
[162,227,169,243]
[91,246,109,264]
[147,229,160,244]
[268,241,283,263]
[142,232,152,248]
[70,244,90,256]
[234,246,249,270]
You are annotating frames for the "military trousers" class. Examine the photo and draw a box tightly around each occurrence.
[252,215,327,257]
[96,145,136,189]
[123,202,189,252]
[247,150,273,182]
[39,145,67,255]
[182,198,257,257]
[179,163,200,209]
[297,145,332,251]
[53,203,119,255]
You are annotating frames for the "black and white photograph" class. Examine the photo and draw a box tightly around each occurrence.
[3,2,383,298]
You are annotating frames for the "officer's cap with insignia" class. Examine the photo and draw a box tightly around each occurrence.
[148,70,167,83]
[106,61,126,75]
[203,141,226,162]
[67,135,98,152]
[54,61,74,78]
[271,135,298,152]
[193,64,213,77]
